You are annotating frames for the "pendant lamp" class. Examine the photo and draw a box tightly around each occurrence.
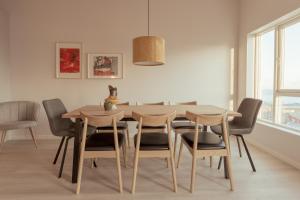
[133,0,165,66]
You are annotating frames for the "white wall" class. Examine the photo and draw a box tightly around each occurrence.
[0,0,239,139]
[0,9,10,101]
[238,0,300,169]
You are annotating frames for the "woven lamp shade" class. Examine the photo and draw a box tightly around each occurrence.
[133,36,165,66]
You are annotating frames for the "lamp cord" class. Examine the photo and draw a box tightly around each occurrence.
[148,0,150,36]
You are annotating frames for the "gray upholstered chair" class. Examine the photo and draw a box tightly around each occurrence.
[43,99,76,178]
[211,98,262,172]
[0,101,40,149]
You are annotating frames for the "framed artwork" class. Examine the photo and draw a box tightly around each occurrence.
[87,53,123,79]
[56,42,82,79]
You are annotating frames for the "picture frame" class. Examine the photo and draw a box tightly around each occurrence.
[56,42,82,79]
[87,53,123,79]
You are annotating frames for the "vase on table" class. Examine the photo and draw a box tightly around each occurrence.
[103,85,119,111]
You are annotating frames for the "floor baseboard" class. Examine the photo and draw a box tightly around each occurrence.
[246,138,300,170]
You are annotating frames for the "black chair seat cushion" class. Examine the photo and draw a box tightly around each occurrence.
[211,123,251,136]
[97,121,128,131]
[136,124,166,129]
[134,132,169,150]
[181,131,225,150]
[171,121,201,129]
[174,117,189,121]
[85,133,124,151]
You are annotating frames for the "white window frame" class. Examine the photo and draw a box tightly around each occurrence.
[253,16,300,132]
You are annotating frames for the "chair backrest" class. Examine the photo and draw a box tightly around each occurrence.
[133,111,176,128]
[42,99,73,136]
[133,111,176,151]
[80,111,124,151]
[143,102,165,105]
[232,98,262,130]
[176,101,197,120]
[0,101,40,122]
[186,111,224,126]
[117,102,130,106]
[177,101,197,105]
[80,111,124,128]
[186,111,229,150]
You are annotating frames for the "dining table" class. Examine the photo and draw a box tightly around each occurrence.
[62,104,241,183]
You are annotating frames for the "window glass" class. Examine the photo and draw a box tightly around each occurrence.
[258,30,275,121]
[281,22,300,89]
[278,96,300,131]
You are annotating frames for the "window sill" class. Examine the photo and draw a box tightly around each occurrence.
[257,119,300,136]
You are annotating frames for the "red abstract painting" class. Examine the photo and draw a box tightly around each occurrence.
[59,48,80,73]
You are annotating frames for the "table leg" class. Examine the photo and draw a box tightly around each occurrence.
[72,118,81,183]
[224,157,229,179]
[223,115,230,179]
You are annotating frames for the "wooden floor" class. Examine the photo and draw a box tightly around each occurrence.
[1,138,300,200]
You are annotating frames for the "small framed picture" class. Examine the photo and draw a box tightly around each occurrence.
[87,53,123,79]
[56,42,82,79]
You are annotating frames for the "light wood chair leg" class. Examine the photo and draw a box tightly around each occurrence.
[76,153,85,194]
[225,155,234,191]
[126,128,130,148]
[0,131,6,150]
[169,152,178,192]
[177,141,183,168]
[210,156,213,168]
[131,149,140,194]
[190,154,197,193]
[1,131,6,143]
[115,149,123,193]
[29,127,38,149]
[174,132,178,158]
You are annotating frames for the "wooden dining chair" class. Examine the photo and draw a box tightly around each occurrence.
[144,102,165,105]
[117,102,130,146]
[76,111,126,194]
[135,102,166,133]
[135,101,165,106]
[171,101,202,159]
[131,111,177,193]
[98,102,130,147]
[175,101,197,105]
[177,111,234,192]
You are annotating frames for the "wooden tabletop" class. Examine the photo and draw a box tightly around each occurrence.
[62,105,241,119]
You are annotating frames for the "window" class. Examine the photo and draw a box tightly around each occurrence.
[256,30,275,121]
[280,22,300,89]
[253,18,300,132]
